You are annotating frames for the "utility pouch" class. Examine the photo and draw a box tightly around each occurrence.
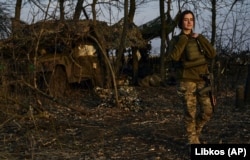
[185,39,203,61]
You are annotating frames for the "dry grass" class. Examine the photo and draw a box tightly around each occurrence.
[0,83,249,160]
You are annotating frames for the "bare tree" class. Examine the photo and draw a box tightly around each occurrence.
[91,0,123,107]
[15,0,22,20]
[2,0,250,93]
[59,0,65,21]
[129,0,141,85]
[159,0,166,80]
[12,0,23,36]
[210,0,216,46]
[0,1,11,38]
[115,0,129,76]
[73,0,84,20]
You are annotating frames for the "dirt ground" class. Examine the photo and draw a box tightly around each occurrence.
[0,85,249,160]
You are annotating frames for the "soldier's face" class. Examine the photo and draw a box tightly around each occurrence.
[182,13,194,31]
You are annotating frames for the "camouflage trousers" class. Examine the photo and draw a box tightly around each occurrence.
[177,81,213,144]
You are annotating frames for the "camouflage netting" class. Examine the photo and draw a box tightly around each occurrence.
[108,19,147,49]
[0,19,147,58]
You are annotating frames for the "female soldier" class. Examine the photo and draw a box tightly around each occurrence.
[166,10,216,144]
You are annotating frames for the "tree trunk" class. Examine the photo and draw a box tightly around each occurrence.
[12,0,22,35]
[211,0,216,46]
[127,0,138,84]
[132,47,139,85]
[91,0,109,85]
[59,0,65,21]
[91,0,113,90]
[73,0,84,20]
[159,0,167,81]
[115,0,129,76]
[128,0,136,23]
[14,0,22,20]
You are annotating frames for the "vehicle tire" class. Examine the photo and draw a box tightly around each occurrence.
[49,65,69,97]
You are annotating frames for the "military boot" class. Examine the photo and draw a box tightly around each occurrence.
[186,120,200,144]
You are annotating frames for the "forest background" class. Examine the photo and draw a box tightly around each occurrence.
[1,0,248,101]
[0,0,250,159]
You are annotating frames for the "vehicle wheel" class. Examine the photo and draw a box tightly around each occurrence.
[49,65,69,97]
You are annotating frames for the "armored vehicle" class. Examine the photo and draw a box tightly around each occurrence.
[0,20,106,97]
[36,43,104,97]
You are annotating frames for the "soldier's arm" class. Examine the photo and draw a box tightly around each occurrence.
[197,34,216,59]
[166,35,188,62]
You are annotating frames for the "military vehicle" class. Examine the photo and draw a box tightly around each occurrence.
[0,20,106,97]
[36,42,104,97]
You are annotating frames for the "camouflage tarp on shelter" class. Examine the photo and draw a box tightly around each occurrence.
[0,19,147,58]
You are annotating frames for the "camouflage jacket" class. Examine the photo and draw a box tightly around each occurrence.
[166,32,216,81]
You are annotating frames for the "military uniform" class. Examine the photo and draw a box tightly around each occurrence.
[166,32,216,144]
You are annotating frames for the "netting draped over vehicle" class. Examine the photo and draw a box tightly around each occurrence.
[1,19,147,58]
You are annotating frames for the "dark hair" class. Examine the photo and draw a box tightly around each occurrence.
[178,10,195,29]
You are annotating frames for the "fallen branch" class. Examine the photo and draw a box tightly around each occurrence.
[0,115,16,129]
[21,80,87,114]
